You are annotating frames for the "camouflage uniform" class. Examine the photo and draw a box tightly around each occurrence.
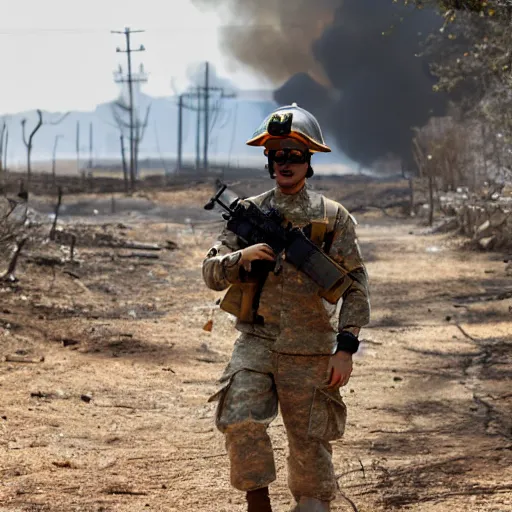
[203,184,370,503]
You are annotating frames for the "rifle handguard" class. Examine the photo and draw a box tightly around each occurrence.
[285,232,348,293]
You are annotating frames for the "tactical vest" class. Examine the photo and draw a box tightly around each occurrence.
[219,189,352,323]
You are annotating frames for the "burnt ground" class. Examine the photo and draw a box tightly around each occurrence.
[0,178,510,512]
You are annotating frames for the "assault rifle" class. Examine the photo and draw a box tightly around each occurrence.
[204,184,352,306]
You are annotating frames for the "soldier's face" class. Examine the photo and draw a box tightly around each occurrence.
[273,160,309,193]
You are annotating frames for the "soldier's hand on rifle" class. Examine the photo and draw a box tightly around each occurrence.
[326,351,353,389]
[239,244,276,272]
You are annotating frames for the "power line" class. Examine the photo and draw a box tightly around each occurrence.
[0,24,323,35]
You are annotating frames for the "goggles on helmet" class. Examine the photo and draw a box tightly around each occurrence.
[264,148,309,165]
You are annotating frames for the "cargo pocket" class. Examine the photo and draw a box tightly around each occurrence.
[308,387,347,441]
[207,376,233,432]
[208,370,277,434]
[207,362,237,407]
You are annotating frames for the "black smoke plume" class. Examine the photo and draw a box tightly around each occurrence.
[193,0,450,168]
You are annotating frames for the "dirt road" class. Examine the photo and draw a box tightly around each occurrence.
[0,184,511,511]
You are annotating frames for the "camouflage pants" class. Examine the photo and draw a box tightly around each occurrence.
[210,333,347,502]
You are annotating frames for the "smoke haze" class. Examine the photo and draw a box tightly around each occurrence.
[191,0,338,85]
[193,0,449,168]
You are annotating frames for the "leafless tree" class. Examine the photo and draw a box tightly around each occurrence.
[133,105,151,176]
[3,128,8,174]
[52,134,64,182]
[412,127,436,226]
[0,118,7,175]
[21,110,43,183]
[411,111,512,225]
[0,195,28,281]
[120,134,129,192]
[21,110,69,184]
[111,97,151,190]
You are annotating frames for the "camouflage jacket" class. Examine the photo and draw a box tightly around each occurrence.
[202,185,370,355]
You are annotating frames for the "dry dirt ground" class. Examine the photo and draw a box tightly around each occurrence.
[0,181,511,512]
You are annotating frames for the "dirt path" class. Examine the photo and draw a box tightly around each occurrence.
[0,186,511,512]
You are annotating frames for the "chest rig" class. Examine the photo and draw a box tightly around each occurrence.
[219,189,351,323]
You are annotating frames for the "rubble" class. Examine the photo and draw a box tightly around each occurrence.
[436,191,512,250]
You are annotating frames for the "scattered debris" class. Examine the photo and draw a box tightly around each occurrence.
[30,391,51,399]
[30,390,67,399]
[120,241,161,251]
[433,217,459,233]
[29,255,64,267]
[196,356,220,363]
[117,252,160,260]
[478,236,496,250]
[103,485,148,496]
[52,460,77,469]
[203,319,213,332]
[63,269,80,279]
[4,354,44,363]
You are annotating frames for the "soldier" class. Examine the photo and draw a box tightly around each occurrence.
[202,104,370,512]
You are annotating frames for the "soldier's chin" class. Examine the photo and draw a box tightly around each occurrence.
[276,176,298,189]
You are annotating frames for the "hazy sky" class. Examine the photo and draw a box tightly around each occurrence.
[0,0,272,115]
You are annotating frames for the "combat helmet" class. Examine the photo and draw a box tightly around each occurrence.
[246,103,331,153]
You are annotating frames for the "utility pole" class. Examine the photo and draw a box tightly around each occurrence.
[196,88,202,169]
[203,62,209,171]
[0,122,6,174]
[52,134,63,182]
[89,122,94,169]
[76,121,80,177]
[178,64,236,173]
[111,27,146,188]
[3,129,8,172]
[178,88,202,170]
[120,135,128,192]
[198,61,236,171]
[177,94,183,172]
